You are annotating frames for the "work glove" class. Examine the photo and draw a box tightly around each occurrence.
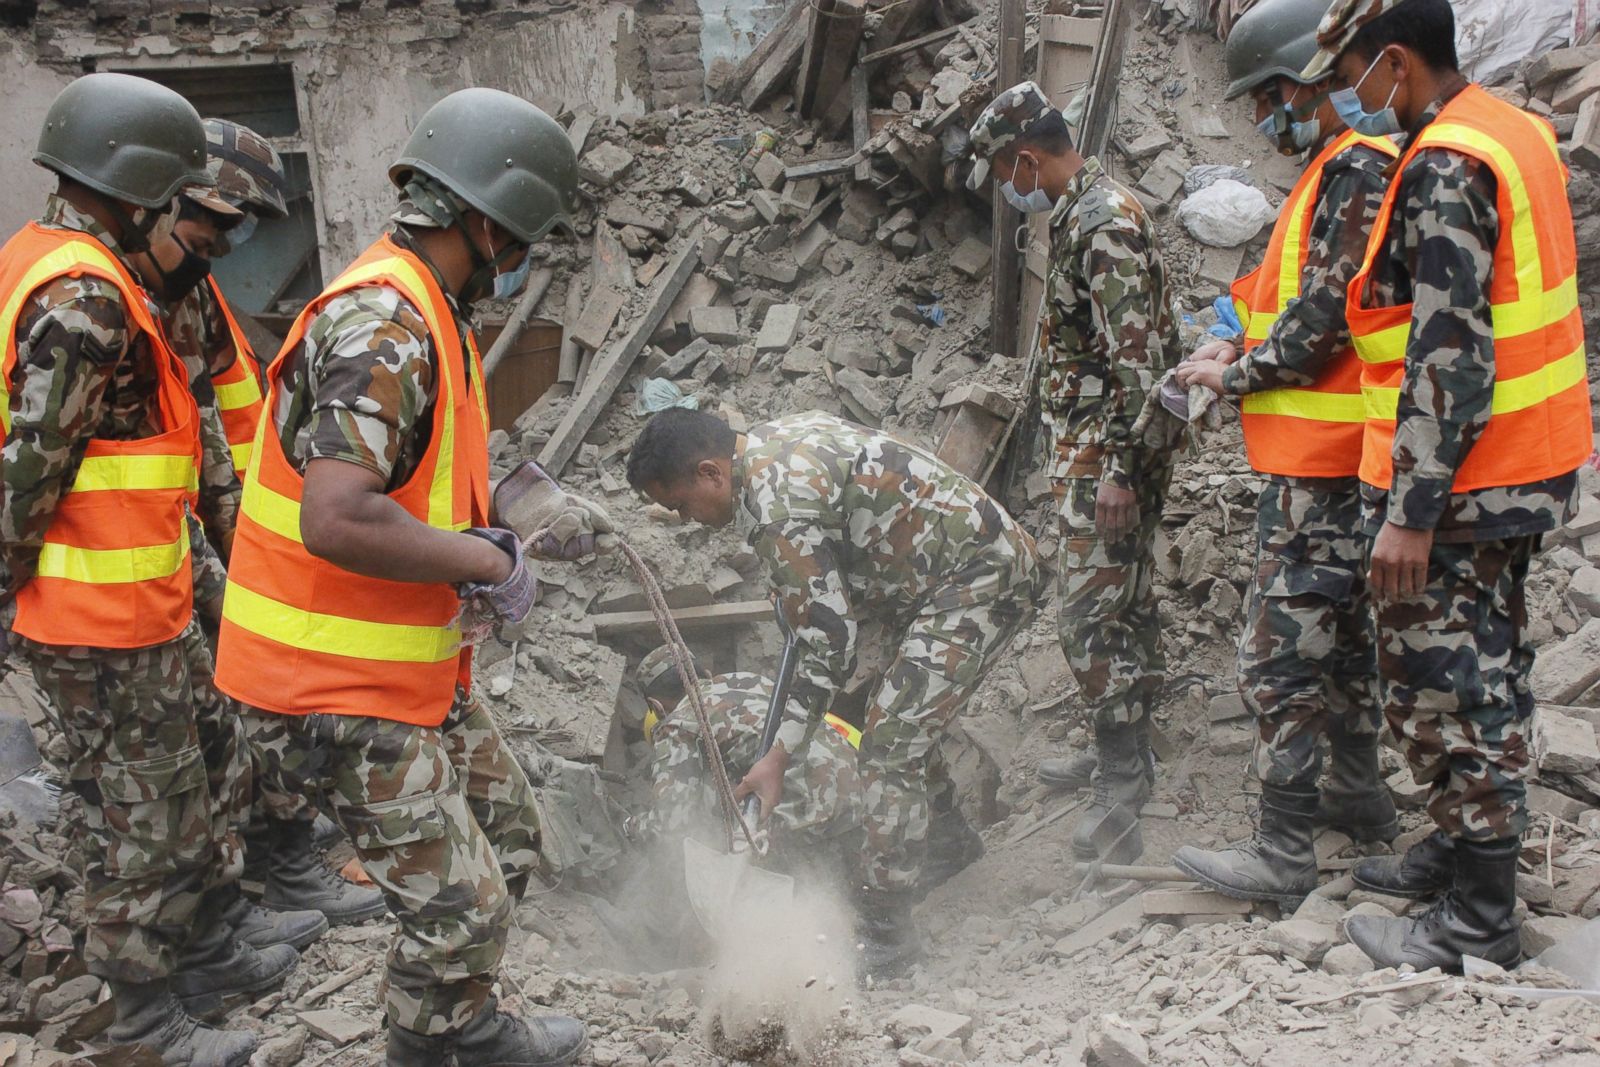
[455,527,539,645]
[492,460,619,562]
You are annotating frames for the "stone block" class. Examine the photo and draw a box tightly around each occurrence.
[1089,1015,1149,1067]
[1556,495,1600,544]
[1320,942,1373,976]
[578,143,635,188]
[1345,890,1413,915]
[755,304,802,352]
[298,1009,376,1046]
[673,172,714,206]
[780,177,820,216]
[713,202,761,233]
[1571,566,1600,616]
[1526,780,1590,822]
[751,150,786,190]
[1136,150,1187,205]
[1554,61,1600,114]
[1206,692,1249,723]
[1208,724,1252,756]
[793,222,832,271]
[741,253,799,287]
[1292,893,1346,927]
[1122,129,1173,162]
[1532,618,1600,703]
[890,230,919,258]
[780,346,823,376]
[1521,914,1588,958]
[949,237,993,279]
[1263,918,1337,964]
[834,366,892,424]
[1536,706,1600,774]
[751,189,782,224]
[1197,243,1247,294]
[885,1004,973,1044]
[1572,93,1600,172]
[606,203,674,238]
[1529,46,1600,94]
[688,305,739,344]
[1385,768,1429,809]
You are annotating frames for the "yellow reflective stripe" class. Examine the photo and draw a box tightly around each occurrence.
[240,475,304,544]
[213,374,262,411]
[1241,388,1366,423]
[1275,172,1318,312]
[823,713,863,749]
[1362,345,1587,419]
[0,239,128,433]
[229,442,252,472]
[222,582,462,664]
[1244,311,1278,344]
[1353,320,1409,365]
[35,530,190,584]
[71,453,197,493]
[331,255,460,530]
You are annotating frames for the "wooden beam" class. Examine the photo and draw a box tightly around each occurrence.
[481,268,553,379]
[851,54,872,181]
[1079,0,1136,162]
[807,0,867,124]
[722,0,810,108]
[860,22,963,65]
[989,0,1025,360]
[795,0,835,117]
[537,230,701,475]
[592,599,775,638]
[784,153,865,182]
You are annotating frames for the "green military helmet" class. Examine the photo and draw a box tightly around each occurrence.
[389,88,578,245]
[194,118,289,220]
[1224,0,1335,100]
[34,72,211,209]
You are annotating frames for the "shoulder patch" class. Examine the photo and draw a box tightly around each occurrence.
[1074,177,1141,236]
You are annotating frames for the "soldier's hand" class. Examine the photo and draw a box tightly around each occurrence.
[734,746,788,823]
[1186,339,1238,365]
[1095,482,1139,541]
[1369,521,1433,601]
[1175,359,1228,395]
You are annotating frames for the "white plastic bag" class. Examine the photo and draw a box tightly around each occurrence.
[1176,179,1276,248]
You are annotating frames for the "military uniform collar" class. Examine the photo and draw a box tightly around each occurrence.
[41,194,127,259]
[1048,156,1106,228]
[1396,79,1471,154]
[731,433,761,537]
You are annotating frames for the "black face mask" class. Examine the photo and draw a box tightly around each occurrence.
[154,233,212,303]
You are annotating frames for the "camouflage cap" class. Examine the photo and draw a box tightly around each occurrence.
[1300,0,1400,81]
[185,118,289,220]
[966,80,1058,191]
[635,645,700,703]
[180,182,241,218]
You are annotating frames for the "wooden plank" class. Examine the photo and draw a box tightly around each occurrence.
[851,56,872,181]
[537,230,701,475]
[557,274,584,385]
[591,599,774,638]
[1079,0,1135,162]
[807,0,867,124]
[1141,889,1254,916]
[722,0,811,106]
[784,153,864,181]
[795,0,835,117]
[860,22,963,65]
[990,0,1025,360]
[592,226,635,293]
[568,285,627,352]
[1049,895,1143,958]
[566,111,596,157]
[792,186,842,235]
[872,0,932,52]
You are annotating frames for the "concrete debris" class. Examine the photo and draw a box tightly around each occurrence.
[579,142,637,188]
[754,303,803,352]
[1262,919,1338,965]
[1089,1014,1150,1067]
[1537,706,1600,775]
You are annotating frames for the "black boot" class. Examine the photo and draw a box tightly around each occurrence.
[261,817,387,925]
[387,1023,452,1067]
[312,811,344,849]
[855,889,921,981]
[1037,751,1097,792]
[1172,783,1319,903]
[107,979,257,1067]
[919,805,985,893]
[171,906,297,1020]
[1346,837,1521,971]
[387,997,587,1067]
[1353,829,1455,898]
[220,882,327,951]
[1071,721,1152,863]
[1316,724,1399,843]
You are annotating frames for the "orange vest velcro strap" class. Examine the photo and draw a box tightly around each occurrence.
[1347,85,1592,493]
[214,235,490,728]
[1233,131,1398,479]
[0,223,202,649]
[207,280,266,479]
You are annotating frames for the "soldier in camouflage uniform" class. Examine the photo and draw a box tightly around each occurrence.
[627,408,1042,978]
[1163,0,1400,904]
[1303,0,1590,971]
[632,646,864,867]
[135,119,386,932]
[0,74,301,1067]
[219,90,588,1067]
[967,83,1183,865]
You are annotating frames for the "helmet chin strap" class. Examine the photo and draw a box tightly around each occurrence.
[435,197,517,303]
[99,198,165,255]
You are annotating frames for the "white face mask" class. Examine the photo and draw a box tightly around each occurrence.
[1001,156,1055,214]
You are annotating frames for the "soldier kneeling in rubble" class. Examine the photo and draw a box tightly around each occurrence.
[627,408,1044,979]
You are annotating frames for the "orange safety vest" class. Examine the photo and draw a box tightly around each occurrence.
[206,278,265,479]
[1232,130,1399,478]
[0,223,201,649]
[214,236,491,727]
[822,712,862,749]
[1348,85,1590,491]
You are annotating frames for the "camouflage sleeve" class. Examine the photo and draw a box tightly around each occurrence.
[1387,150,1500,531]
[188,507,228,611]
[749,516,856,750]
[0,277,128,580]
[1081,224,1165,490]
[166,290,243,545]
[640,720,706,841]
[301,287,434,482]
[1222,147,1392,395]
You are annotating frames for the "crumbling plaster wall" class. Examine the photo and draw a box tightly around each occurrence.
[0,1,659,275]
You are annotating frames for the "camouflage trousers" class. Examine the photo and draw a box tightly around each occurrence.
[1375,535,1537,842]
[1240,479,1381,785]
[859,554,1043,892]
[1056,464,1173,729]
[20,617,249,982]
[242,692,542,1035]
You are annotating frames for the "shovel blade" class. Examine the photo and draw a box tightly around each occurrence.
[682,835,795,936]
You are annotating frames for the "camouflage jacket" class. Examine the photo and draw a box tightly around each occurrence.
[640,672,862,850]
[270,229,461,484]
[1221,139,1392,398]
[736,412,1037,748]
[1,202,160,580]
[164,279,243,548]
[1040,156,1184,489]
[1357,86,1577,542]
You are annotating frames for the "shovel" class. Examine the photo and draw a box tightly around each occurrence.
[682,603,799,935]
